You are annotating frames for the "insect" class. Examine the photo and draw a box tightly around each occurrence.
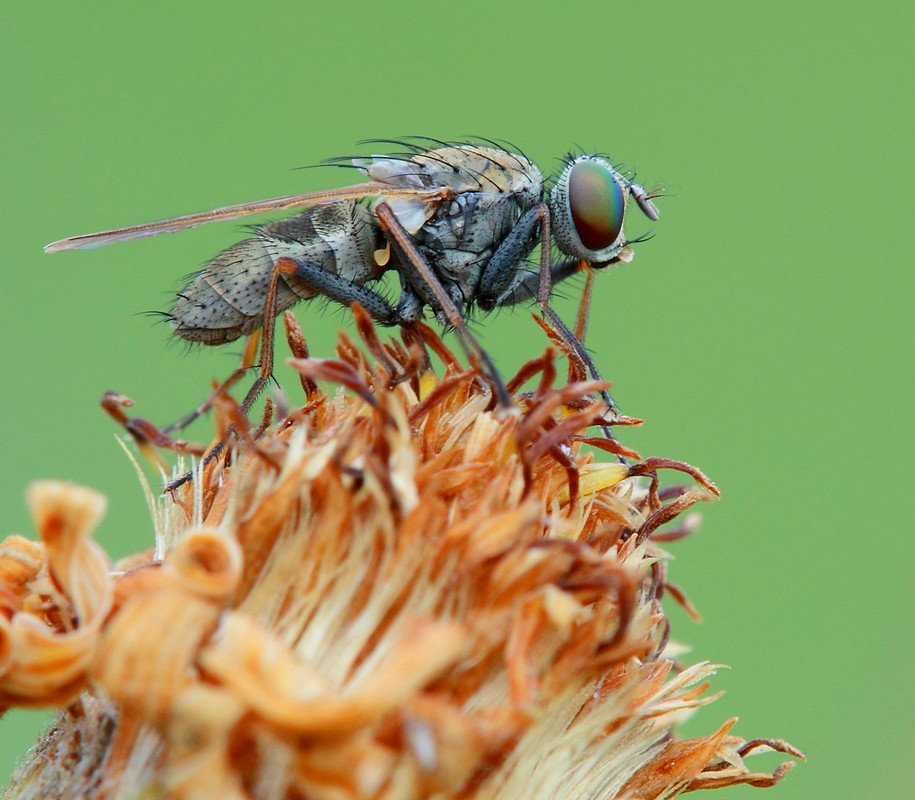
[45,138,659,416]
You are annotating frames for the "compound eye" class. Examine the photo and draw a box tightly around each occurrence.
[568,161,625,251]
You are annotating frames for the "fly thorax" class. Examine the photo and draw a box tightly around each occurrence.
[420,192,530,300]
[360,144,543,235]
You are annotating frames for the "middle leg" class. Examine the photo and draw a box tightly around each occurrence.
[374,202,512,408]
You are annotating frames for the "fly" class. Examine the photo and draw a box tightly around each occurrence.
[45,139,660,425]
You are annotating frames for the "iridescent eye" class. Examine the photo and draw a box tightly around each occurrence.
[568,161,625,251]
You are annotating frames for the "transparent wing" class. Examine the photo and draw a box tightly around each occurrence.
[44,182,450,253]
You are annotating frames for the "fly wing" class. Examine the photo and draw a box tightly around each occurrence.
[44,181,451,253]
[355,157,441,235]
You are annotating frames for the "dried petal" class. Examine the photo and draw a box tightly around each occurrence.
[2,320,800,799]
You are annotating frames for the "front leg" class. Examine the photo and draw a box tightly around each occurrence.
[490,207,628,456]
[477,204,548,309]
[492,257,583,307]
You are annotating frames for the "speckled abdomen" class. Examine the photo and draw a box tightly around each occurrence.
[169,201,383,344]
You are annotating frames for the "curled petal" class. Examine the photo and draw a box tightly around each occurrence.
[165,527,242,602]
[0,536,45,600]
[93,583,222,724]
[26,481,112,623]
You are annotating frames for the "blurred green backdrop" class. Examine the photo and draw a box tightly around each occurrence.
[2,2,910,797]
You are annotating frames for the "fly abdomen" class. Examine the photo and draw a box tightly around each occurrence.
[170,237,288,344]
[170,201,383,345]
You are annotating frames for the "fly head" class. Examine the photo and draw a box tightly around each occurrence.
[549,156,660,265]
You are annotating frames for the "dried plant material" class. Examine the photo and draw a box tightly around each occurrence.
[0,483,111,709]
[2,314,802,799]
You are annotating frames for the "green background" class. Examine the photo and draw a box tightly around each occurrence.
[2,2,910,796]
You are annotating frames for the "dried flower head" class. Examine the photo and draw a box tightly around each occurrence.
[1,311,802,799]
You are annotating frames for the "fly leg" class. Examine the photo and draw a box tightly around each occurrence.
[574,267,595,343]
[159,332,261,435]
[374,202,511,408]
[167,254,424,492]
[480,205,629,456]
[106,328,260,477]
[490,257,583,307]
[500,268,630,443]
[274,258,400,326]
[476,205,614,408]
[477,204,548,308]
[477,205,597,335]
[165,263,290,492]
[234,258,289,417]
[532,258,631,457]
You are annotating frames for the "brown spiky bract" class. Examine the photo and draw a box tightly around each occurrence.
[1,312,802,799]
